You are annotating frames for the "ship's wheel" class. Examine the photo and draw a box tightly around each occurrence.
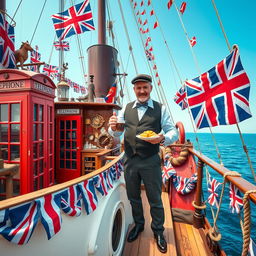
[97,133,114,148]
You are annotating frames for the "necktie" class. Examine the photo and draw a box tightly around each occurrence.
[136,101,148,108]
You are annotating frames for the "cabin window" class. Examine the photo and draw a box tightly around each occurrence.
[0,103,21,162]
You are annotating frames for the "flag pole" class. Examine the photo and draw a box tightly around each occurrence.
[59,0,64,73]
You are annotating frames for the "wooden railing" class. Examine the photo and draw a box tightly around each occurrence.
[0,152,124,211]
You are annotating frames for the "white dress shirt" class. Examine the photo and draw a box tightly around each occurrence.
[108,98,178,146]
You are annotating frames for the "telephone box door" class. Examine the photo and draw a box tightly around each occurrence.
[56,115,82,183]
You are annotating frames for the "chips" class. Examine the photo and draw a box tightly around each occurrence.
[139,130,157,137]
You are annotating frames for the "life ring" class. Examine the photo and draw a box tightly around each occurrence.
[165,122,189,166]
[176,121,185,144]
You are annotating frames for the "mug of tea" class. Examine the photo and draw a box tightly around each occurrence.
[116,116,125,132]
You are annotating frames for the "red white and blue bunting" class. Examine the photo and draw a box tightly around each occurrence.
[0,159,124,245]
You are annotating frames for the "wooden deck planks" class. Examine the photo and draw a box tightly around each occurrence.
[122,190,177,256]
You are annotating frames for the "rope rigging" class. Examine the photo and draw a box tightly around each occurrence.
[210,0,256,182]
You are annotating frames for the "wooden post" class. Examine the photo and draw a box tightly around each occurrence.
[193,159,205,228]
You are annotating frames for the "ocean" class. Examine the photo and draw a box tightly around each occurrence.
[186,133,256,256]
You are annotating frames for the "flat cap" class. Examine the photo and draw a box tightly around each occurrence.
[131,74,152,84]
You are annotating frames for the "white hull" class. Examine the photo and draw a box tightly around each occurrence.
[0,174,132,256]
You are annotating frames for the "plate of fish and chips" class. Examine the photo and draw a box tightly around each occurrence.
[136,130,160,141]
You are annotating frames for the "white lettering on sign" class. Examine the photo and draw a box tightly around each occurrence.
[0,80,25,90]
[57,109,80,114]
[34,82,55,95]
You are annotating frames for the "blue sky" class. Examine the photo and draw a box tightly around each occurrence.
[8,0,256,133]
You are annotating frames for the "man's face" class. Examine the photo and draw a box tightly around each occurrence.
[133,82,152,103]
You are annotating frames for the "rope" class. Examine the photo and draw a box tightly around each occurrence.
[11,0,23,20]
[208,171,241,242]
[211,1,256,182]
[117,0,138,74]
[30,0,47,45]
[241,190,256,256]
[173,2,224,166]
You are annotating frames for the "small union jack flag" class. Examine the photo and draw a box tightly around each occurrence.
[207,173,221,207]
[167,0,173,9]
[78,179,98,214]
[105,83,117,103]
[185,46,252,129]
[42,64,59,78]
[0,201,39,244]
[180,2,187,14]
[162,161,175,184]
[145,49,154,61]
[53,41,70,51]
[0,13,16,68]
[93,173,109,196]
[51,0,95,41]
[174,86,188,110]
[172,173,197,195]
[60,185,82,217]
[189,36,196,47]
[229,183,243,214]
[36,193,62,240]
[29,45,41,72]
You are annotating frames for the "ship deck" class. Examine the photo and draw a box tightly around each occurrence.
[122,190,211,256]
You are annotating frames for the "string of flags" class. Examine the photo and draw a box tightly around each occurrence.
[0,159,124,244]
[173,46,252,129]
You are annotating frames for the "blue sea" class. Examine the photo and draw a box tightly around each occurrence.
[186,133,256,256]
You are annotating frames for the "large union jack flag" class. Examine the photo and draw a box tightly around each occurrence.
[207,173,221,207]
[0,201,39,244]
[185,46,252,129]
[42,64,59,78]
[53,41,70,51]
[174,85,188,110]
[0,13,16,68]
[249,237,256,256]
[51,0,95,41]
[229,183,243,214]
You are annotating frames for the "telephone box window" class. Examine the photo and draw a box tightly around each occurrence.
[0,104,8,121]
[11,104,20,121]
[11,124,20,142]
[10,145,20,160]
[0,124,8,142]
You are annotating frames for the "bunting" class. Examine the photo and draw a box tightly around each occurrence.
[162,162,175,184]
[229,183,243,214]
[29,45,41,72]
[42,64,59,78]
[167,0,173,10]
[207,173,221,207]
[180,2,187,14]
[172,173,197,195]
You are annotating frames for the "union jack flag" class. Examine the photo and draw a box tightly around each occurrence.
[51,0,95,41]
[207,173,221,207]
[172,173,197,195]
[0,201,39,244]
[93,173,109,196]
[229,183,243,214]
[189,36,196,47]
[105,83,117,103]
[174,85,188,110]
[60,185,82,217]
[78,179,98,214]
[53,41,70,51]
[42,64,59,78]
[180,2,187,14]
[0,13,16,68]
[185,46,252,129]
[105,170,114,189]
[145,49,154,61]
[29,45,41,72]
[36,193,62,240]
[249,237,256,256]
[167,0,173,9]
[162,162,175,184]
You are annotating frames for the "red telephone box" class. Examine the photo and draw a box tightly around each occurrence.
[0,69,55,194]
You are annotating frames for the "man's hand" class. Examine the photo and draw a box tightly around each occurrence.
[148,133,164,144]
[109,112,118,131]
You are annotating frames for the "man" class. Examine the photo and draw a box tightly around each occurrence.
[108,74,178,253]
